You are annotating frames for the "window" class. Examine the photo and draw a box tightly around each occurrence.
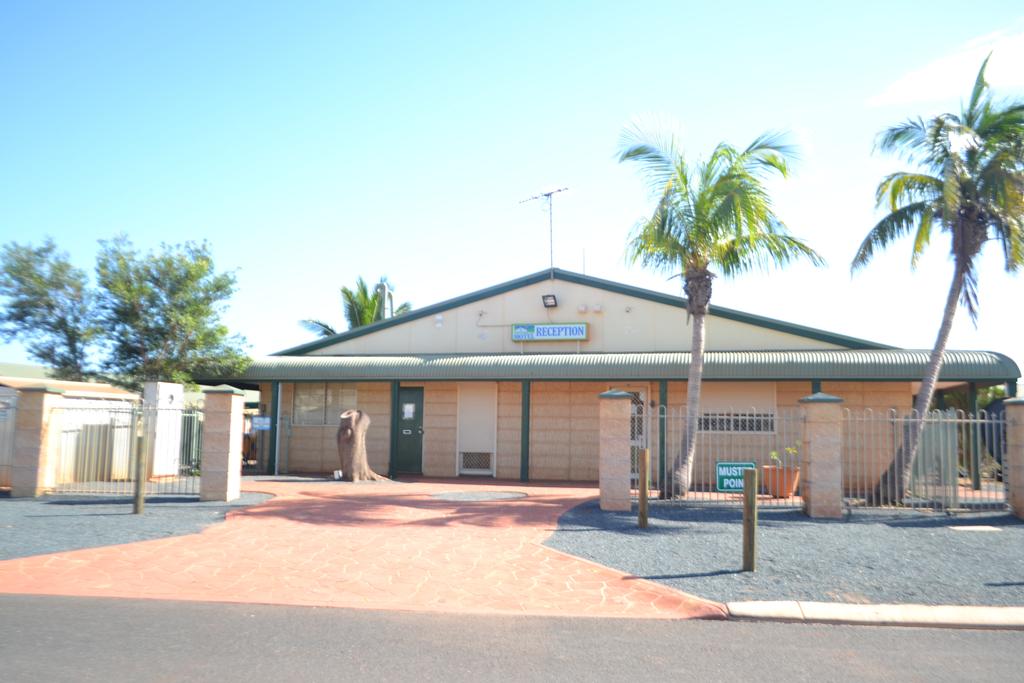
[293,383,326,425]
[698,413,775,433]
[293,383,358,425]
[697,382,776,433]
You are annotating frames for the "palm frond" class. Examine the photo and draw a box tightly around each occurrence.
[617,125,682,199]
[299,319,337,338]
[852,202,931,270]
[966,52,993,120]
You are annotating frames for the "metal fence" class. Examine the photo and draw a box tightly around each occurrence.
[50,405,204,496]
[0,394,17,488]
[842,408,1007,512]
[635,407,804,508]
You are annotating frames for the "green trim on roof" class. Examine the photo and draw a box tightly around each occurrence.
[214,350,1020,384]
[274,268,893,355]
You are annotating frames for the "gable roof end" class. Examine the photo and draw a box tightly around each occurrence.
[274,268,893,356]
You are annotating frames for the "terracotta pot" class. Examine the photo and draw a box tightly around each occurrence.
[762,465,800,498]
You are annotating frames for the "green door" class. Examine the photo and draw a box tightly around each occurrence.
[394,387,424,474]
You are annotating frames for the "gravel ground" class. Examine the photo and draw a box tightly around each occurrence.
[0,492,271,561]
[545,501,1024,606]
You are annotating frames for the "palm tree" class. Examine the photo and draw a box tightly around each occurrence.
[300,276,412,337]
[852,55,1024,503]
[620,126,824,496]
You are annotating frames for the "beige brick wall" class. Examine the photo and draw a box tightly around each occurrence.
[422,382,457,477]
[496,382,522,479]
[528,381,605,482]
[269,378,916,485]
[277,382,392,475]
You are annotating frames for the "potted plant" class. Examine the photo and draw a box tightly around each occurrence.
[762,446,800,498]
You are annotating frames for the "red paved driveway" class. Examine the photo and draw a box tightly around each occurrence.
[0,479,725,620]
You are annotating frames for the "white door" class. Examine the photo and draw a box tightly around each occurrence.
[456,382,498,476]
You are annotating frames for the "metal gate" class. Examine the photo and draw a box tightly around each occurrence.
[843,408,1008,512]
[50,405,204,497]
[637,406,804,508]
[0,394,17,488]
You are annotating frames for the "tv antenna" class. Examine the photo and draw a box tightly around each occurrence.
[520,187,568,273]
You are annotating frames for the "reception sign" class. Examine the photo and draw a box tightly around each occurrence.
[512,323,588,342]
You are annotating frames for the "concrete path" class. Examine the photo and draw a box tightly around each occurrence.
[0,478,725,620]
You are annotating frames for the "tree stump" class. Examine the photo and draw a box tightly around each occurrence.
[336,409,388,482]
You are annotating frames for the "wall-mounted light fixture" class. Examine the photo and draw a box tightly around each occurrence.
[434,314,444,328]
[541,294,558,308]
[577,303,588,314]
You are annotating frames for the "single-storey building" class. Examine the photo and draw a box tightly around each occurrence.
[211,269,1019,484]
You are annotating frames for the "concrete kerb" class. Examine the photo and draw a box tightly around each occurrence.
[727,600,1024,630]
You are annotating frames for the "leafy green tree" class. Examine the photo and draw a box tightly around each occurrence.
[852,56,1024,503]
[300,276,412,336]
[0,239,98,380]
[95,236,249,388]
[620,127,823,495]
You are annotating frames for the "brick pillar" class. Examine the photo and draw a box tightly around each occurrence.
[11,387,65,497]
[798,392,844,519]
[1004,398,1024,520]
[200,389,244,502]
[598,389,633,512]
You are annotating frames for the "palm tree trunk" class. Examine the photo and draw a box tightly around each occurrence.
[871,264,965,504]
[674,310,706,496]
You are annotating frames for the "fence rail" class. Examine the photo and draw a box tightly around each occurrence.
[634,407,804,508]
[50,405,204,497]
[842,408,1008,512]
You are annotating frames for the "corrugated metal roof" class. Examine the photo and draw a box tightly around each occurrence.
[217,350,1020,383]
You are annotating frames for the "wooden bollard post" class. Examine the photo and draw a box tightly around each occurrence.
[638,448,649,529]
[742,467,757,572]
[133,410,146,515]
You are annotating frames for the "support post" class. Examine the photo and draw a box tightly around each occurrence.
[742,468,757,572]
[520,380,531,482]
[799,392,844,519]
[638,448,649,529]
[11,387,65,497]
[200,389,245,502]
[658,380,667,498]
[598,389,632,512]
[268,381,280,476]
[1004,398,1024,520]
[969,382,982,490]
[389,380,399,479]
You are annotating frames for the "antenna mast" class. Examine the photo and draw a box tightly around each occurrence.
[520,187,568,273]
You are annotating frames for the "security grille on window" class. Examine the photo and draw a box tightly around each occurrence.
[698,413,775,433]
[293,383,358,425]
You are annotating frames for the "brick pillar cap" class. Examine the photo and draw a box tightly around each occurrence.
[202,388,245,396]
[18,385,66,395]
[598,389,634,400]
[1004,398,1024,406]
[799,392,843,404]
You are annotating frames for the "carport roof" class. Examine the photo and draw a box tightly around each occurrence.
[210,350,1020,384]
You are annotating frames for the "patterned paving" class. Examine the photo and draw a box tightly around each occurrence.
[0,478,726,620]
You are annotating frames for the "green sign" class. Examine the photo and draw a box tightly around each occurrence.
[511,323,588,342]
[716,461,756,492]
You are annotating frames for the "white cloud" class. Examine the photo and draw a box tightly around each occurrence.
[867,24,1024,108]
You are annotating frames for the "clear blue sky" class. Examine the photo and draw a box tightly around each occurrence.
[2,2,1023,371]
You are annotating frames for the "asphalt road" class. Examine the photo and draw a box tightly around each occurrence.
[1,595,1020,682]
